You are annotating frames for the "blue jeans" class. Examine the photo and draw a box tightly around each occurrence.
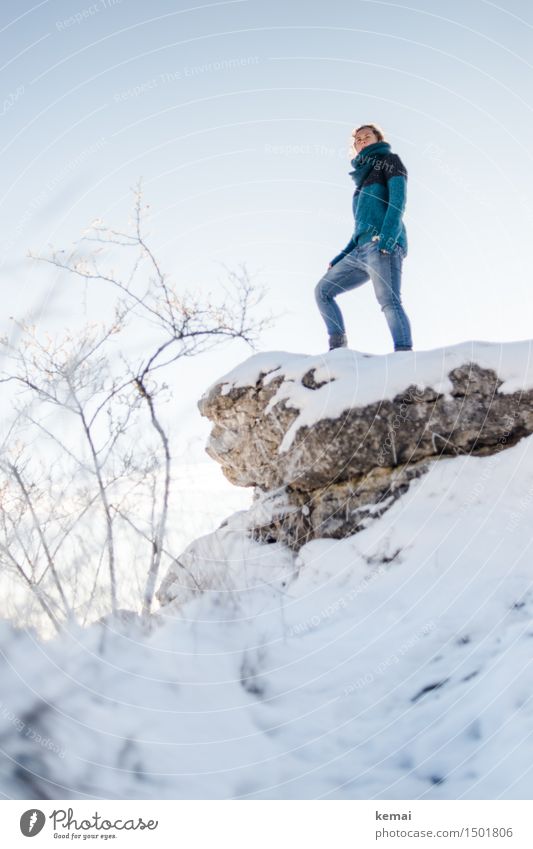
[315,241,413,350]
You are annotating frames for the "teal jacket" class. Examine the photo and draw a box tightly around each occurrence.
[331,140,408,265]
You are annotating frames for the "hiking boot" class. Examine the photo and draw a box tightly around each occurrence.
[329,333,348,350]
[394,346,412,352]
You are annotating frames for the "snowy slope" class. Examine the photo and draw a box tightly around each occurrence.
[2,434,533,800]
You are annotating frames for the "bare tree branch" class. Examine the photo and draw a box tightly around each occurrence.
[0,179,270,633]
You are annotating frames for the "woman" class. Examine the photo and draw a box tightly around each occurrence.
[315,123,413,352]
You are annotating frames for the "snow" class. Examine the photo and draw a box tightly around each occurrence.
[205,340,533,451]
[2,434,533,799]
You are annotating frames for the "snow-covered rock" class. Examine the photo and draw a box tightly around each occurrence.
[197,341,533,546]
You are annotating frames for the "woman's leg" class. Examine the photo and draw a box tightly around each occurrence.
[315,253,370,338]
[366,245,413,350]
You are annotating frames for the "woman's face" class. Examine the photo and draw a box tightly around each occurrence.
[352,127,379,153]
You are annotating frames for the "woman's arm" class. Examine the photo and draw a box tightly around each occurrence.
[379,155,407,252]
[330,235,356,267]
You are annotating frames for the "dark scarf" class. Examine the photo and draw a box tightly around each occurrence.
[349,140,391,187]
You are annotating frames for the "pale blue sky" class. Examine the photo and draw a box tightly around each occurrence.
[1,0,533,461]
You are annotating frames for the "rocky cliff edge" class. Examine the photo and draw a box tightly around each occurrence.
[157,340,533,605]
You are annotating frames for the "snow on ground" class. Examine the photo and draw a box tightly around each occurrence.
[207,340,533,451]
[2,435,533,799]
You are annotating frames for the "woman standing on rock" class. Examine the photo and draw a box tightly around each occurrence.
[315,123,413,352]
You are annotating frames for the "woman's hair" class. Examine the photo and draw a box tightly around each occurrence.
[350,123,387,157]
[354,122,386,142]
